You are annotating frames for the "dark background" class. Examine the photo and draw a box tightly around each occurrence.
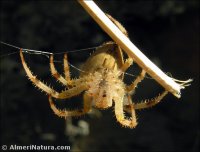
[0,0,199,151]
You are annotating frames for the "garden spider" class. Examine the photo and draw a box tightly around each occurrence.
[19,15,168,128]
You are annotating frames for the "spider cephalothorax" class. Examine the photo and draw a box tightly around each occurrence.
[20,15,168,128]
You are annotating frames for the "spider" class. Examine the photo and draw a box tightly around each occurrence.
[19,14,168,128]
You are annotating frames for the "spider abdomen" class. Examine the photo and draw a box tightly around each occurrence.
[80,41,124,77]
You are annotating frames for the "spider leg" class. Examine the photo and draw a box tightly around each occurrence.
[127,94,136,119]
[124,68,168,112]
[126,69,146,92]
[20,49,60,97]
[120,57,133,72]
[20,49,88,99]
[117,44,133,73]
[114,96,137,128]
[63,53,72,85]
[57,85,88,99]
[124,91,168,113]
[50,54,69,86]
[106,14,128,37]
[49,93,92,118]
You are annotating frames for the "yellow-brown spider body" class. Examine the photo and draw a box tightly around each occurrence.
[81,41,126,110]
[19,15,168,128]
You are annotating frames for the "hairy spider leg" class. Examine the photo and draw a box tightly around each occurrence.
[20,49,88,99]
[127,94,137,126]
[123,68,168,111]
[120,57,133,72]
[126,69,146,92]
[49,93,92,118]
[50,54,68,86]
[50,53,72,87]
[106,14,128,37]
[114,95,137,128]
[64,53,72,85]
[124,91,168,113]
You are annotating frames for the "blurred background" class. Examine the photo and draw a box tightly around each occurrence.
[0,0,199,151]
